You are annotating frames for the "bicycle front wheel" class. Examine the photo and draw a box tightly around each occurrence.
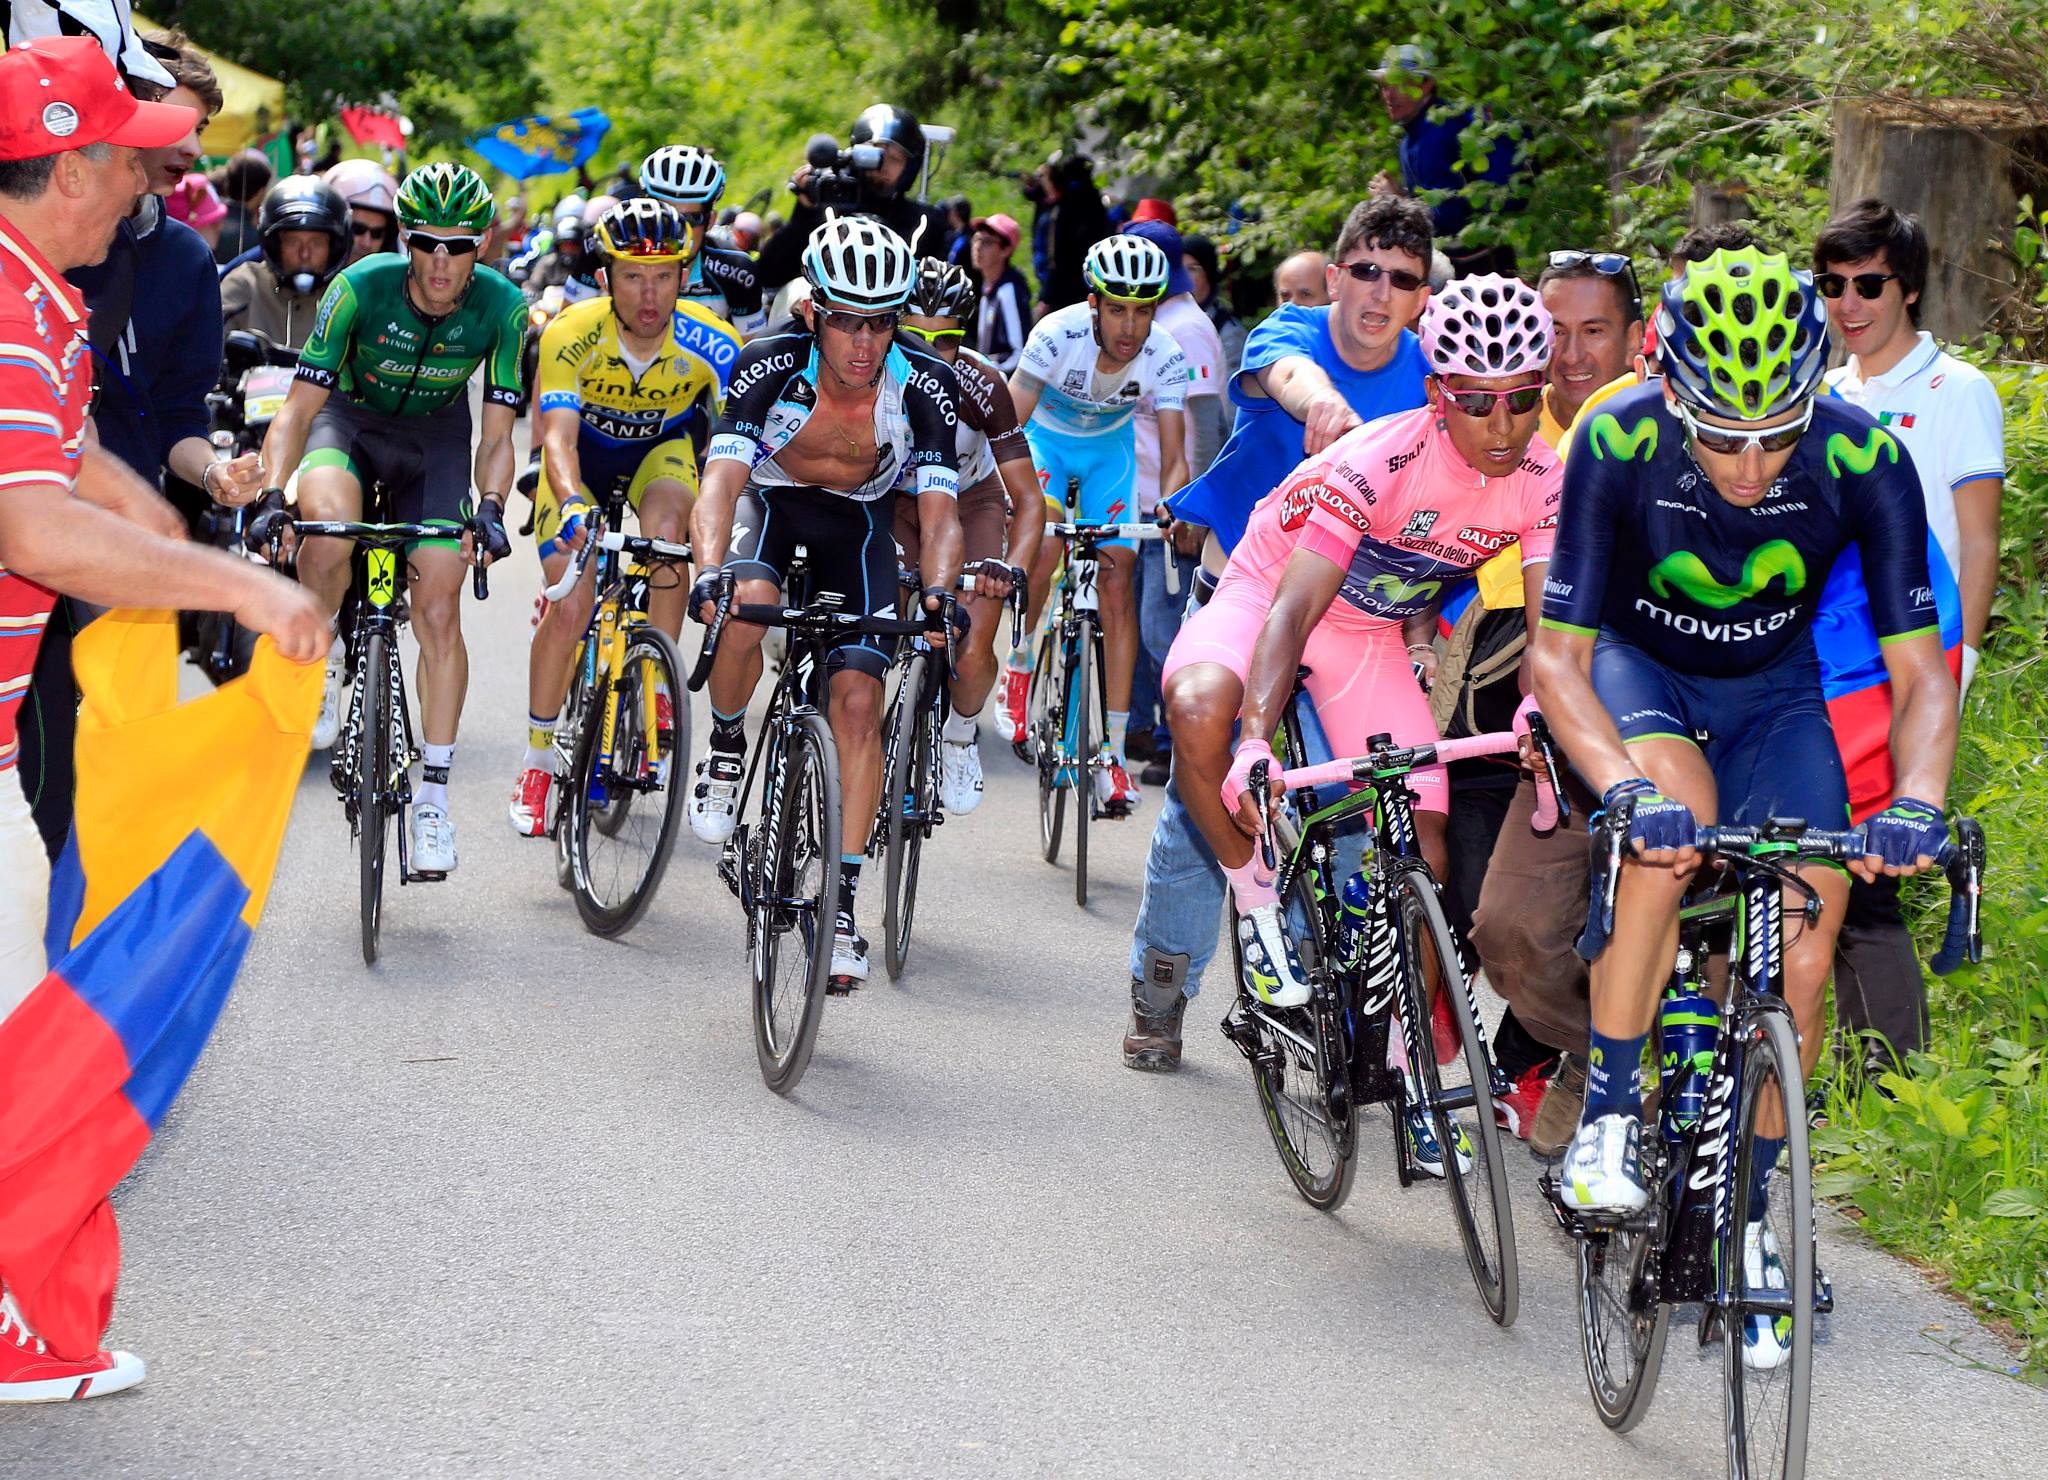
[1722,1001,1814,1480]
[882,651,932,981]
[1395,862,1518,1326]
[751,712,841,1095]
[1070,628,1094,908]
[1032,626,1064,864]
[357,629,391,967]
[567,627,688,937]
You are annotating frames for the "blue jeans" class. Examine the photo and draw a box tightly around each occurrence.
[1137,541,1197,746]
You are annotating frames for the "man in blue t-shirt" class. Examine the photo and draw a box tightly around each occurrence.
[1123,196,1434,1072]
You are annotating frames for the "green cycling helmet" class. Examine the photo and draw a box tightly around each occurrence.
[395,162,497,234]
[1655,246,1829,420]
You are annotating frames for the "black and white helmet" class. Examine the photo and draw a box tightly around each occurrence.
[1083,235,1170,302]
[801,216,915,312]
[640,145,726,210]
[907,258,979,326]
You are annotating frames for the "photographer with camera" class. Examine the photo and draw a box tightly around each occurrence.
[754,103,950,294]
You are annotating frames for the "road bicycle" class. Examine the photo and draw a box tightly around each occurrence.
[1024,519,1168,907]
[1222,690,1570,1327]
[536,500,691,936]
[690,554,952,1094]
[1547,808,1985,1479]
[254,513,490,966]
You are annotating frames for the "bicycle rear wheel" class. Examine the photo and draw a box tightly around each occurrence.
[1395,862,1518,1326]
[882,651,932,980]
[1229,818,1358,1210]
[356,630,391,967]
[1070,629,1094,908]
[751,712,841,1095]
[1723,1002,1813,1480]
[568,627,687,937]
[1032,627,1064,864]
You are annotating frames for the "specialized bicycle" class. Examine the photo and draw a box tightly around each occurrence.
[690,554,954,1094]
[1024,520,1169,907]
[871,569,1022,981]
[252,512,490,966]
[1546,809,1985,1479]
[537,501,691,936]
[1220,692,1570,1327]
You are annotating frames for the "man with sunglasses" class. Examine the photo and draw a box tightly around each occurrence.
[687,217,961,988]
[639,145,767,339]
[508,199,741,837]
[1809,198,2003,1082]
[251,162,525,875]
[1532,252,1958,1355]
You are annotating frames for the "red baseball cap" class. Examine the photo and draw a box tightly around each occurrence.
[1130,197,1177,227]
[971,212,1020,251]
[0,37,197,163]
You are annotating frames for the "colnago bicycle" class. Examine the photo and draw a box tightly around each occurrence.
[537,499,691,936]
[1222,691,1570,1327]
[1547,808,1985,1480]
[872,570,1020,980]
[253,512,490,967]
[690,553,956,1095]
[1025,519,1169,907]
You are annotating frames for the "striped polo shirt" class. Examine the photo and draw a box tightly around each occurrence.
[0,213,90,773]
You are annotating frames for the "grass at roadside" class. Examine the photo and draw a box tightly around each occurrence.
[1812,360,2048,1375]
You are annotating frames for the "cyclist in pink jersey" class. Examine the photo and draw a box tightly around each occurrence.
[1161,274,1560,1009]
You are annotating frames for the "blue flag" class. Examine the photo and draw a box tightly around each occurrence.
[470,108,612,180]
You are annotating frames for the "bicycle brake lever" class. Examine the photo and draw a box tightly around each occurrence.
[1249,759,1276,873]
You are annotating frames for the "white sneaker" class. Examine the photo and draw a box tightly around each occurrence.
[938,729,984,814]
[1236,902,1311,1008]
[411,803,458,874]
[688,753,742,844]
[1742,1220,1794,1371]
[0,1292,145,1403]
[311,643,346,749]
[1560,1113,1650,1214]
[830,928,869,986]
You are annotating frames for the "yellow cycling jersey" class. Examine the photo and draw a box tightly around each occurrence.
[534,296,743,449]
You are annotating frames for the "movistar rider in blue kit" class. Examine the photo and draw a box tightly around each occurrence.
[1530,247,1958,1370]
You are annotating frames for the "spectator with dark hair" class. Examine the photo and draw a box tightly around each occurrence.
[943,193,973,264]
[1668,220,1757,274]
[1534,250,1643,444]
[1366,43,1526,272]
[968,211,1028,371]
[1039,152,1110,313]
[1181,231,1244,378]
[212,147,271,263]
[1813,196,2004,1081]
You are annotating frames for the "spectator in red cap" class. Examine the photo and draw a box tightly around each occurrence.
[0,34,328,1406]
[969,211,1028,370]
[1129,196,1176,227]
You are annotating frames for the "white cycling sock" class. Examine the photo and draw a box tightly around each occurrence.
[418,742,455,812]
[1005,642,1033,673]
[524,714,554,772]
[943,708,977,744]
[1107,710,1130,760]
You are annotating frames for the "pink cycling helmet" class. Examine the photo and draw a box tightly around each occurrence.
[1420,273,1553,378]
[324,158,398,216]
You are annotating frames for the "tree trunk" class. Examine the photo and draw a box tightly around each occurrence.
[1831,97,2048,342]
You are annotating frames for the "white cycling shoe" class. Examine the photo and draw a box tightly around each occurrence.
[1559,1113,1650,1214]
[1236,903,1311,1008]
[830,929,869,987]
[311,642,346,750]
[938,729,984,815]
[411,804,458,874]
[1742,1220,1794,1371]
[688,754,742,844]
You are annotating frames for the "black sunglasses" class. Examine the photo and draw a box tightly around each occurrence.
[1815,271,1901,301]
[818,309,900,336]
[1336,260,1427,293]
[350,221,382,239]
[404,231,483,256]
[1548,249,1642,315]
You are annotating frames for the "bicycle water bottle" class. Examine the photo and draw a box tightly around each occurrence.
[1338,871,1371,971]
[1657,985,1718,1141]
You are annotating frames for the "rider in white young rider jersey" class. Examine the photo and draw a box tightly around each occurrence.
[1005,235,1189,812]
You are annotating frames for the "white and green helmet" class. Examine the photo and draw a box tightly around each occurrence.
[395,162,497,234]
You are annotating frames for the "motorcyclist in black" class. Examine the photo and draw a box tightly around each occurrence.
[755,103,951,292]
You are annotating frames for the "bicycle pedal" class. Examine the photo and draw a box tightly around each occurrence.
[826,975,863,997]
[407,869,448,884]
[1814,1261,1834,1315]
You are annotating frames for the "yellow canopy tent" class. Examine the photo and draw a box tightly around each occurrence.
[133,16,285,155]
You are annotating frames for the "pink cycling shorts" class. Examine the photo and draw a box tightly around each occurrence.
[1163,563,1448,813]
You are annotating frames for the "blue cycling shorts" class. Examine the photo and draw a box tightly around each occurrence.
[1590,632,1850,829]
[1025,422,1138,549]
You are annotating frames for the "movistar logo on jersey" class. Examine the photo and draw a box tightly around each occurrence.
[1587,412,1659,463]
[1823,426,1899,478]
[1362,573,1442,606]
[1646,539,1806,610]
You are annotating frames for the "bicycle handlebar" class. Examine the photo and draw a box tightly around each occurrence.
[252,517,494,600]
[538,519,693,604]
[1043,521,1166,541]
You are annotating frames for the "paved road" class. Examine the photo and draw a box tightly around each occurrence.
[8,513,2044,1478]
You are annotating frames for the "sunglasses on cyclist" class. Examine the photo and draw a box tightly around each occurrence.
[1814,271,1901,301]
[1547,248,1643,316]
[900,323,966,344]
[818,309,899,336]
[1440,381,1545,417]
[1336,260,1428,293]
[404,231,483,257]
[1676,398,1814,455]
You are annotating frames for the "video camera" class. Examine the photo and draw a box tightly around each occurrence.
[799,134,885,209]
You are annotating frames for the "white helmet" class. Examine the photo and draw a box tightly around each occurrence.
[801,216,915,312]
[323,157,398,215]
[1083,235,1170,302]
[641,145,726,209]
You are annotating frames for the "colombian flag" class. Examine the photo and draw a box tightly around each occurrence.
[0,611,318,1359]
